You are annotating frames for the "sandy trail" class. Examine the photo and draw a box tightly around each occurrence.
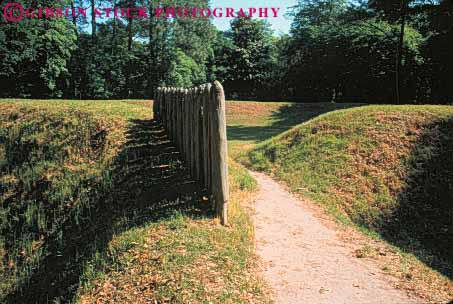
[251,171,419,304]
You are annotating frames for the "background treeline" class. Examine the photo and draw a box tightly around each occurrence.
[0,0,452,103]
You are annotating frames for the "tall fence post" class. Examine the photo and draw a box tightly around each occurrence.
[210,81,229,225]
[154,81,229,225]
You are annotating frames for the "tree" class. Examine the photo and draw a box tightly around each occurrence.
[0,1,77,98]
[207,31,235,83]
[417,0,453,103]
[224,17,277,98]
[171,0,217,84]
[367,0,453,103]
[369,0,413,103]
[286,0,425,102]
[291,0,348,30]
[1,0,451,103]
[168,49,205,87]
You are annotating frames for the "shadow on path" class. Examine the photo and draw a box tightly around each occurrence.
[7,119,208,303]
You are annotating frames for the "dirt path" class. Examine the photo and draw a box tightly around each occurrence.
[251,171,420,304]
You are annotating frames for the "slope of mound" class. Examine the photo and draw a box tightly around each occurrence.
[0,100,269,303]
[246,105,453,295]
[0,101,151,300]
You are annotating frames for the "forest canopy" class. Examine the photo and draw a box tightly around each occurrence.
[0,0,451,104]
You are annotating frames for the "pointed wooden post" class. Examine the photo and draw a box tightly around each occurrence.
[210,81,229,225]
[155,82,229,225]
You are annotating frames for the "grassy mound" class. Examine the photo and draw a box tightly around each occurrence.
[245,105,453,289]
[0,101,135,300]
[226,101,361,158]
[0,100,269,303]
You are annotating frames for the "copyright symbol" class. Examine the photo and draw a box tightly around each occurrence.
[3,2,24,22]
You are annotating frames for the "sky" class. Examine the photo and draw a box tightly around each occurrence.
[209,0,298,34]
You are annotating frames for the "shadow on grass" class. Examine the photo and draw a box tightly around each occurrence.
[381,117,453,279]
[228,102,364,143]
[6,119,209,303]
[228,101,452,280]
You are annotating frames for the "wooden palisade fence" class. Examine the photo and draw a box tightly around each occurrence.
[153,81,229,225]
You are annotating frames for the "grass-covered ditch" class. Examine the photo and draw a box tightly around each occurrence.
[242,104,453,302]
[0,100,269,303]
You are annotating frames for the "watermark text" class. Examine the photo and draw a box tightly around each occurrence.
[3,3,281,23]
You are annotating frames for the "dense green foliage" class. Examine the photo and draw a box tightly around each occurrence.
[0,2,77,97]
[1,0,452,103]
[221,18,278,99]
[280,0,453,103]
[285,17,425,102]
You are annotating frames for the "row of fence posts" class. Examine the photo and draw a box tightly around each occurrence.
[153,81,229,225]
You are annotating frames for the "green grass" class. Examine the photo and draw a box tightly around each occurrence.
[0,100,145,301]
[226,101,362,159]
[241,104,453,302]
[76,161,269,304]
[5,98,451,303]
[0,99,270,303]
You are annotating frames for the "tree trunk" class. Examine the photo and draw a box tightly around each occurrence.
[112,0,117,56]
[71,1,78,37]
[148,1,154,98]
[127,0,133,52]
[395,0,406,104]
[125,0,134,97]
[91,0,96,41]
[71,0,78,98]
